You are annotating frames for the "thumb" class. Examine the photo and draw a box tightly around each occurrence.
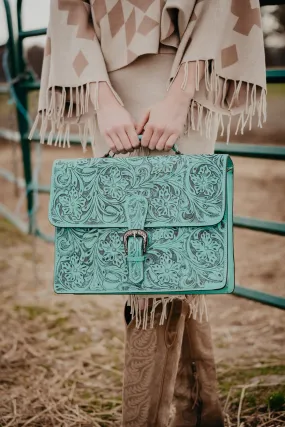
[135,109,150,135]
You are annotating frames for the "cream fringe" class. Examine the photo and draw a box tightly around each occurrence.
[167,59,267,144]
[28,81,124,155]
[29,59,266,151]
[127,294,208,330]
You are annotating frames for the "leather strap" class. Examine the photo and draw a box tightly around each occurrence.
[123,195,149,284]
[102,137,182,158]
[127,255,146,262]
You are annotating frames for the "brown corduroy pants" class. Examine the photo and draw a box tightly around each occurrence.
[122,300,224,427]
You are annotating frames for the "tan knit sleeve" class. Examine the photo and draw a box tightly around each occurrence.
[28,0,124,154]
[165,0,267,142]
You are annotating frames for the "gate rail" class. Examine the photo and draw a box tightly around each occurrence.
[1,0,285,309]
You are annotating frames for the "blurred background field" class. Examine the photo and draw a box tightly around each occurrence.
[0,2,285,427]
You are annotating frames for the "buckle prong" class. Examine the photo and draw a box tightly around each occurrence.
[123,229,148,255]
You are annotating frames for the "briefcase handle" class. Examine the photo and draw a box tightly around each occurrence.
[102,135,182,158]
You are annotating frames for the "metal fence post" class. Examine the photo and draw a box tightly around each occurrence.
[3,0,34,233]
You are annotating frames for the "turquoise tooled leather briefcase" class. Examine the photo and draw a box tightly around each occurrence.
[48,147,234,295]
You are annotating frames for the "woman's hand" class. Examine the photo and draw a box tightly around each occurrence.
[136,88,194,152]
[95,82,140,154]
[135,91,191,151]
[136,62,197,151]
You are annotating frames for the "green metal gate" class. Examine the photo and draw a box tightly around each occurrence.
[1,0,285,309]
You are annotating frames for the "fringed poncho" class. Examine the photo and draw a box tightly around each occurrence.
[29,0,267,153]
[29,0,267,328]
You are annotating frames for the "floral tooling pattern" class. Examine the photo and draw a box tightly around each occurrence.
[49,155,227,228]
[50,154,231,294]
[54,221,227,293]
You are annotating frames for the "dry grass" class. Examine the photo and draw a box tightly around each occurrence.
[0,303,124,426]
[0,222,124,426]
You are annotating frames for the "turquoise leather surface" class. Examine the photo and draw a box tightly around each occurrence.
[49,154,235,295]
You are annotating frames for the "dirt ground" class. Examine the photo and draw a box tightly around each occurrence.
[0,88,285,426]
